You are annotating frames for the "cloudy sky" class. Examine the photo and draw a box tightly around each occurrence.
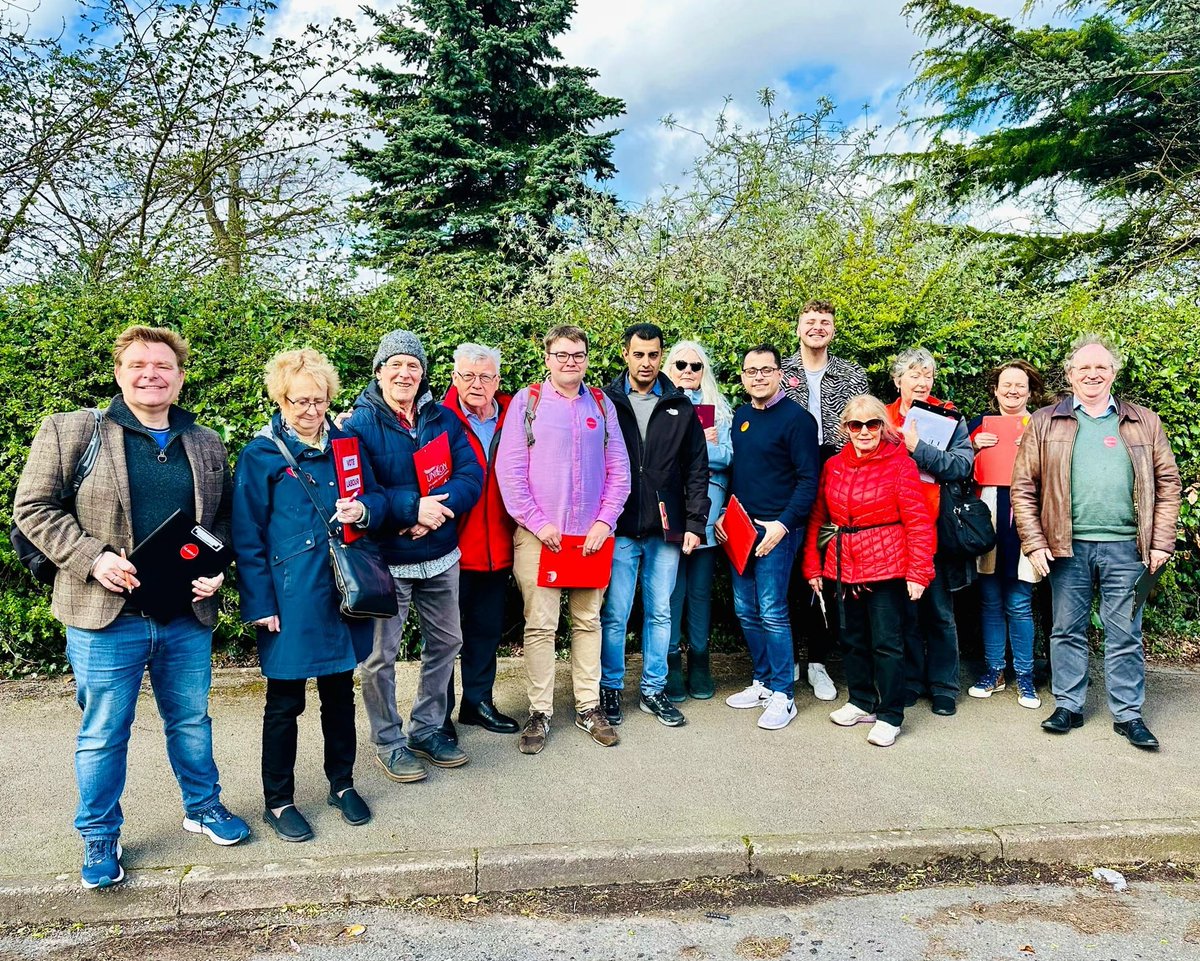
[21,0,1030,205]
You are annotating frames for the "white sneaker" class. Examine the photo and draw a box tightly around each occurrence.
[725,680,770,709]
[829,703,876,727]
[867,719,900,747]
[807,663,838,701]
[757,691,797,730]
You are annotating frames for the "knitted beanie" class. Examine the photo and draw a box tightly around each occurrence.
[372,329,427,372]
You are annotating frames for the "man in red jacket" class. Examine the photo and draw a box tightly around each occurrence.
[441,344,520,737]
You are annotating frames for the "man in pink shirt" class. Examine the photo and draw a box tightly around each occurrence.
[496,325,631,755]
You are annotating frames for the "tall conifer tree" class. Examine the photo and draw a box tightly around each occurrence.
[347,0,624,262]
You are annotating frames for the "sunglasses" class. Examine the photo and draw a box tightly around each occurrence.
[673,360,703,373]
[846,419,884,433]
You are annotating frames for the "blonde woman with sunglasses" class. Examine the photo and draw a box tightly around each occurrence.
[801,395,935,747]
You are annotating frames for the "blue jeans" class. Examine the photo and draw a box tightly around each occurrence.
[669,547,717,656]
[1048,539,1146,721]
[729,529,800,698]
[66,613,222,841]
[600,536,682,694]
[978,573,1035,676]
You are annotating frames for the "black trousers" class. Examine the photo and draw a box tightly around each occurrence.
[790,562,838,667]
[447,568,510,715]
[840,579,908,727]
[903,557,961,699]
[262,671,356,809]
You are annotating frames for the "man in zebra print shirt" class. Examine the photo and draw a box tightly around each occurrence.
[780,299,869,703]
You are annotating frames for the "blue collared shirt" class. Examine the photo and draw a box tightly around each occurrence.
[460,400,499,452]
[1072,394,1118,417]
[624,373,662,395]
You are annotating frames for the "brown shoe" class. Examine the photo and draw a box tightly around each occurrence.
[519,711,550,755]
[575,706,620,747]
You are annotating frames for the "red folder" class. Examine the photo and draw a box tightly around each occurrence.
[414,431,451,495]
[331,436,364,543]
[537,535,615,589]
[695,404,715,430]
[973,415,1028,487]
[720,494,757,575]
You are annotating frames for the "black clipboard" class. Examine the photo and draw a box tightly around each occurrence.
[1129,563,1165,621]
[127,510,229,621]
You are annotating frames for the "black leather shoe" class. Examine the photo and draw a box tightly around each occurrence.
[904,690,922,709]
[327,788,371,826]
[1114,718,1160,750]
[931,695,957,716]
[1041,707,1084,733]
[459,699,520,734]
[408,731,469,768]
[263,805,313,842]
[438,717,459,744]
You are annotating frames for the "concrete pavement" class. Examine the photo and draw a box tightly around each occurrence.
[2,654,1200,923]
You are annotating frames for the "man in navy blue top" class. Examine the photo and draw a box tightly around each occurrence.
[716,344,819,731]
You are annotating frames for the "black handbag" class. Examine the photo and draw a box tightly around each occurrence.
[10,409,105,586]
[272,434,398,620]
[937,479,997,558]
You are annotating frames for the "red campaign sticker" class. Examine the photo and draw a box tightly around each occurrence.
[585,417,598,430]
[180,543,200,561]
[787,375,800,387]
[285,467,297,477]
[1104,436,1119,448]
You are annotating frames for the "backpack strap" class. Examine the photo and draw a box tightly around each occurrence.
[524,382,608,448]
[65,408,105,500]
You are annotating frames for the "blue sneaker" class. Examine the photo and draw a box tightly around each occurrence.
[968,667,1006,698]
[81,838,124,890]
[183,801,250,846]
[1016,673,1041,709]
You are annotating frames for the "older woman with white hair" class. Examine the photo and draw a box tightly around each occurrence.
[884,347,975,717]
[664,339,733,699]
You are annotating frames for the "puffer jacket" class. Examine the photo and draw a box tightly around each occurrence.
[342,380,483,566]
[442,385,516,571]
[802,438,936,587]
[1011,395,1181,564]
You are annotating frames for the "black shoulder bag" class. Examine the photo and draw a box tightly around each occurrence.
[937,478,996,559]
[271,434,398,620]
[11,409,105,586]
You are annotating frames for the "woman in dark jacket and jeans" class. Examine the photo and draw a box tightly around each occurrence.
[233,348,388,842]
[803,395,935,747]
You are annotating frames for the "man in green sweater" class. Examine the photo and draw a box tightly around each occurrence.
[1011,335,1181,750]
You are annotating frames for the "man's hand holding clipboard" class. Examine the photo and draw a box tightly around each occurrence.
[409,432,454,539]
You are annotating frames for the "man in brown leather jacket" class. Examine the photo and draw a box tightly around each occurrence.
[1011,335,1181,750]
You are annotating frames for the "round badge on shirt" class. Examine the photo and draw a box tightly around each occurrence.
[1104,436,1118,448]
[586,417,598,430]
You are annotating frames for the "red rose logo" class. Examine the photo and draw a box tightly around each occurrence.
[586,417,598,430]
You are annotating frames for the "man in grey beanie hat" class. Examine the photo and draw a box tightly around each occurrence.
[344,329,484,779]
[373,330,428,373]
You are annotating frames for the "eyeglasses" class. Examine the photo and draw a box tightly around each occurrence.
[549,351,587,364]
[845,419,884,433]
[741,366,779,378]
[455,371,498,384]
[674,360,703,373]
[286,397,330,411]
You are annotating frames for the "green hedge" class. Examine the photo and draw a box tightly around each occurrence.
[2,268,1197,675]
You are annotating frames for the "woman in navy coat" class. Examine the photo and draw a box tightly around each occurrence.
[233,349,387,843]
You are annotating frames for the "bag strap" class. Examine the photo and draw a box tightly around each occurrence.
[523,382,609,448]
[270,433,337,540]
[64,409,104,500]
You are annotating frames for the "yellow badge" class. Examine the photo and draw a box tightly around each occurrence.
[740,421,749,432]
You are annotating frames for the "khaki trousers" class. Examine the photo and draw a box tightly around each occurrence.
[512,526,603,716]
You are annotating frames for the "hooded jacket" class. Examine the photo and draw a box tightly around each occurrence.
[802,437,936,586]
[442,385,516,571]
[342,380,483,567]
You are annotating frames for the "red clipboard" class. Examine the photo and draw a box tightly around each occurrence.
[695,404,715,429]
[536,535,615,589]
[414,431,451,495]
[720,494,757,575]
[331,436,364,543]
[973,415,1028,486]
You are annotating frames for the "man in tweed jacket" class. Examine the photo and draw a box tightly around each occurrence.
[13,325,248,890]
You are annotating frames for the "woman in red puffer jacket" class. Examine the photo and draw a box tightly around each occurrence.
[802,395,936,747]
